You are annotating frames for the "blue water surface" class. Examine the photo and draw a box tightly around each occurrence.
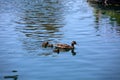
[0,0,120,80]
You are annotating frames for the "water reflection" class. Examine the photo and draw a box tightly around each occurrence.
[1,0,120,80]
[4,70,18,80]
[53,48,77,56]
[15,0,65,53]
[41,45,77,56]
[18,0,64,39]
[71,49,76,56]
[89,3,120,36]
[4,75,18,80]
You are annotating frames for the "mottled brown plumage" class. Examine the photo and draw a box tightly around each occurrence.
[55,41,77,50]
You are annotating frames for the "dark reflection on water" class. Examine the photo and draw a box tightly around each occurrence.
[94,9,120,34]
[4,75,18,80]
[89,3,120,36]
[0,0,120,80]
[17,0,64,39]
[14,0,66,53]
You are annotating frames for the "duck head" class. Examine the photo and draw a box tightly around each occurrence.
[71,41,77,47]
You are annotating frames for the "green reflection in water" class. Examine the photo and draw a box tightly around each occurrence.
[90,3,120,25]
[88,3,120,35]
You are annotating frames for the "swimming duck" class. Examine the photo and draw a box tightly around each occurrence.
[55,41,77,50]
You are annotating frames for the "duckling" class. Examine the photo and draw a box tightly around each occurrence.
[42,41,54,48]
[42,41,49,48]
[55,41,77,50]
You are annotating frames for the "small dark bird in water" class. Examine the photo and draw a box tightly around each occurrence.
[42,42,49,48]
[42,41,53,48]
[55,41,77,50]
[53,48,60,54]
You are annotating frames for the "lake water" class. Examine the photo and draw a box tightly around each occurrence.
[0,0,120,80]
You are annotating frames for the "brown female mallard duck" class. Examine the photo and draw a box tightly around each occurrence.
[55,41,77,50]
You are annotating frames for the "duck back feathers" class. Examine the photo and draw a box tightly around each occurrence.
[55,41,77,49]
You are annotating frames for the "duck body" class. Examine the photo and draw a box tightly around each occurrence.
[54,41,77,50]
[55,44,73,49]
